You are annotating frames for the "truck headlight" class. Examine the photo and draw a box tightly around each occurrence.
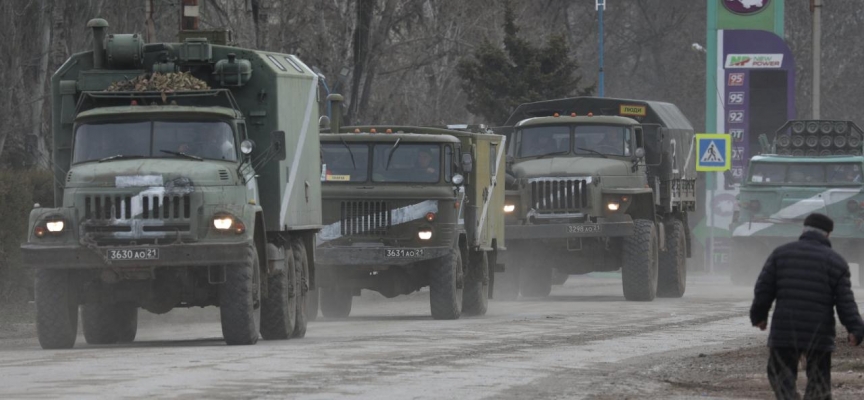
[418,230,433,240]
[503,204,516,213]
[213,217,234,230]
[46,220,65,232]
[607,202,620,211]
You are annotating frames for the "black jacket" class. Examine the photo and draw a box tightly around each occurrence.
[750,231,864,351]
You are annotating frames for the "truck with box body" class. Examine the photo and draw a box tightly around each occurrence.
[494,97,696,301]
[315,114,506,319]
[20,19,321,348]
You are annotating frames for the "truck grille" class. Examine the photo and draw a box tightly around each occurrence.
[341,201,391,236]
[530,178,590,213]
[84,194,191,220]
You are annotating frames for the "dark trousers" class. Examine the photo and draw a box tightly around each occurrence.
[767,347,832,400]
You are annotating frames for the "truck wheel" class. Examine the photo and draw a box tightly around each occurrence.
[429,246,463,320]
[82,302,138,344]
[220,245,260,345]
[551,268,569,285]
[35,269,78,349]
[519,266,552,298]
[462,251,489,316]
[291,238,309,338]
[320,287,352,318]
[622,219,659,301]
[260,244,297,340]
[492,265,520,301]
[657,219,687,298]
[306,288,319,321]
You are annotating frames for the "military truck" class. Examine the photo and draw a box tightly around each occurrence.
[313,105,506,319]
[730,120,864,285]
[493,97,697,301]
[20,19,321,349]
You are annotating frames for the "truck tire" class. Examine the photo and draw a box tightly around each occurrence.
[35,269,78,349]
[291,238,309,338]
[429,246,463,320]
[551,268,569,285]
[657,219,687,298]
[622,219,659,301]
[320,287,352,318]
[82,303,138,344]
[519,266,553,298]
[260,244,297,340]
[462,251,489,316]
[306,289,319,321]
[219,245,260,345]
[492,265,520,301]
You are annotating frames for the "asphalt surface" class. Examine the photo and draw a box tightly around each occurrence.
[0,274,857,399]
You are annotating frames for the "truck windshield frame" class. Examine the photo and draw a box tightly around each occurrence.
[72,119,238,164]
[515,124,632,159]
[749,162,864,185]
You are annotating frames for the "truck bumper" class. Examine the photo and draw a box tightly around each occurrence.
[316,246,451,267]
[505,218,634,240]
[21,241,250,269]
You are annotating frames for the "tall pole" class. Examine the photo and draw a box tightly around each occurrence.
[597,0,606,97]
[811,0,822,119]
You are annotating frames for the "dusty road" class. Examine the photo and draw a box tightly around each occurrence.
[1,274,863,399]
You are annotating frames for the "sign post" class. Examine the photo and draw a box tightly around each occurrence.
[696,133,732,273]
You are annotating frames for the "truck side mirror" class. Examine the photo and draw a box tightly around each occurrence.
[634,147,645,159]
[271,130,286,161]
[461,153,474,173]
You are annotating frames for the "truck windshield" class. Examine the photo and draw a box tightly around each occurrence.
[372,143,441,183]
[321,143,370,182]
[749,162,863,185]
[517,125,630,157]
[73,120,237,164]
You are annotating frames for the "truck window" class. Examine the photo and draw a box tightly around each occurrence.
[574,125,630,156]
[372,143,440,183]
[321,143,369,182]
[827,163,863,183]
[787,164,824,183]
[444,145,453,183]
[72,120,238,163]
[518,126,570,158]
[490,143,498,175]
[749,163,787,183]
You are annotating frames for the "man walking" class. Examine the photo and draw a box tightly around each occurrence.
[751,213,864,399]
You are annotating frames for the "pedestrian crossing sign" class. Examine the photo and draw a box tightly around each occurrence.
[695,134,731,172]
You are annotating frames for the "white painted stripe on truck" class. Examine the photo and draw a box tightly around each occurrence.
[316,200,439,245]
[732,188,860,236]
[279,68,319,229]
[474,136,506,246]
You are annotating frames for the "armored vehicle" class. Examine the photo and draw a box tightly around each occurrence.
[21,19,321,348]
[314,107,506,319]
[494,97,696,301]
[730,120,864,285]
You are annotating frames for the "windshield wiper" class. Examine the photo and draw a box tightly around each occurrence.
[534,150,571,159]
[97,154,145,163]
[576,147,609,158]
[340,138,356,169]
[385,138,402,170]
[159,149,204,161]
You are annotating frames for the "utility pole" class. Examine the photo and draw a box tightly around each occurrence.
[811,0,822,119]
[596,0,606,97]
[145,0,155,43]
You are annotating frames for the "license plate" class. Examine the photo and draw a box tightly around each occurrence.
[568,224,602,234]
[107,248,160,261]
[384,249,425,258]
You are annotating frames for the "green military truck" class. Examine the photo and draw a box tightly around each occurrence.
[314,107,506,319]
[730,120,864,285]
[20,19,321,348]
[494,97,697,301]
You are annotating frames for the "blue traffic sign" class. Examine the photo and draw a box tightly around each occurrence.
[695,134,731,172]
